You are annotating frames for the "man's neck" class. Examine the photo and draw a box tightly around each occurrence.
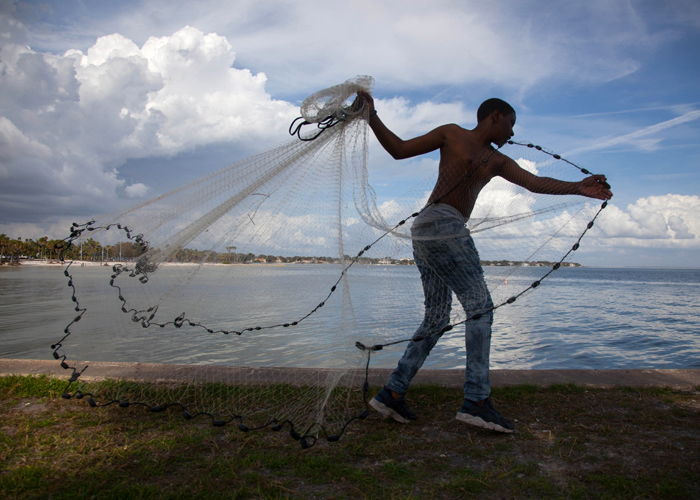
[470,122,497,149]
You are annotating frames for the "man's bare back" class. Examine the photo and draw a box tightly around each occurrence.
[425,124,508,219]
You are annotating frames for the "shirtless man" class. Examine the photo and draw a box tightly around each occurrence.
[357,91,612,433]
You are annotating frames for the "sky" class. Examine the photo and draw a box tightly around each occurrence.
[1,0,699,267]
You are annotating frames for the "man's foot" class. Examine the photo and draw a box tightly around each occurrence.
[369,386,417,423]
[455,398,514,433]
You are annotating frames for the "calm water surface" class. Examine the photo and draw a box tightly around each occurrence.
[1,264,698,370]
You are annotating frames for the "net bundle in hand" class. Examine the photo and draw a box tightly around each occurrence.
[52,76,606,447]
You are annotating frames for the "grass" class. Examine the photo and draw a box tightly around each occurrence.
[1,375,699,499]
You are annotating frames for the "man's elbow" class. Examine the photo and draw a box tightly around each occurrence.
[381,147,406,160]
[390,143,415,160]
[380,139,410,160]
[390,150,410,160]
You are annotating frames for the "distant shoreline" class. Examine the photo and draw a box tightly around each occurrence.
[3,260,700,270]
[4,260,287,267]
[3,259,579,268]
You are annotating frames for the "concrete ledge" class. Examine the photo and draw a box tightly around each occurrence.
[2,359,699,389]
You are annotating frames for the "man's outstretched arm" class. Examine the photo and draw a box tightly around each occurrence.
[358,91,449,160]
[499,157,613,200]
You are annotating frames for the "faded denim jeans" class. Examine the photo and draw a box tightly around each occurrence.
[386,215,494,402]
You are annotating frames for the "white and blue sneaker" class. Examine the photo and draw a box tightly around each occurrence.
[456,398,514,433]
[369,386,417,423]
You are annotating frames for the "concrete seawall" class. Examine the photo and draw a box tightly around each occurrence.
[2,359,699,389]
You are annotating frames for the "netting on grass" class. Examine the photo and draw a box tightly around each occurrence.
[52,76,606,447]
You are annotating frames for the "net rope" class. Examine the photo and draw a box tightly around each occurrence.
[51,76,607,447]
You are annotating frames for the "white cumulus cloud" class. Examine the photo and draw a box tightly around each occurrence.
[594,194,699,244]
[124,183,150,198]
[0,16,297,227]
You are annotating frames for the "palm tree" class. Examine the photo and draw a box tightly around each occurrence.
[0,234,9,263]
[8,237,23,264]
[37,236,48,260]
[47,238,64,261]
[23,238,38,260]
[225,245,236,264]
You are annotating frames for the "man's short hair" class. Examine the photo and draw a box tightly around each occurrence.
[477,98,515,123]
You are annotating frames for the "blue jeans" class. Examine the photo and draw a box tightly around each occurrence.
[386,217,494,402]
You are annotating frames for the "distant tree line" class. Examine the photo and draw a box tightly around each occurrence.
[0,234,146,264]
[169,248,417,266]
[1,234,579,267]
[481,260,581,268]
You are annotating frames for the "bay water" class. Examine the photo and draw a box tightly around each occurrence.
[1,264,698,370]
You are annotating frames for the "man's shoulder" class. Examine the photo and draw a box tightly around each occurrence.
[491,148,508,159]
[489,149,521,174]
[441,123,469,134]
[438,124,475,144]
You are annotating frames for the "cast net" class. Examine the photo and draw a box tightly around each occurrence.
[52,76,607,446]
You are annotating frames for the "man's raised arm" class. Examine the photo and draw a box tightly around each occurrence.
[358,91,448,160]
[499,156,613,201]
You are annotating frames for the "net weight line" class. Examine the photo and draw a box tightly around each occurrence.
[51,134,608,447]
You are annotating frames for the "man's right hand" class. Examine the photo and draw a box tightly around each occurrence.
[579,175,613,200]
[355,90,375,115]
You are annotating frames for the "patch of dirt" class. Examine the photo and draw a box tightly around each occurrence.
[9,399,50,413]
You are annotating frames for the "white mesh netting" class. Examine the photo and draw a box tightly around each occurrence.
[52,76,606,446]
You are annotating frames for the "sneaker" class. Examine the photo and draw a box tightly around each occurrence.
[369,386,417,423]
[456,398,514,433]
